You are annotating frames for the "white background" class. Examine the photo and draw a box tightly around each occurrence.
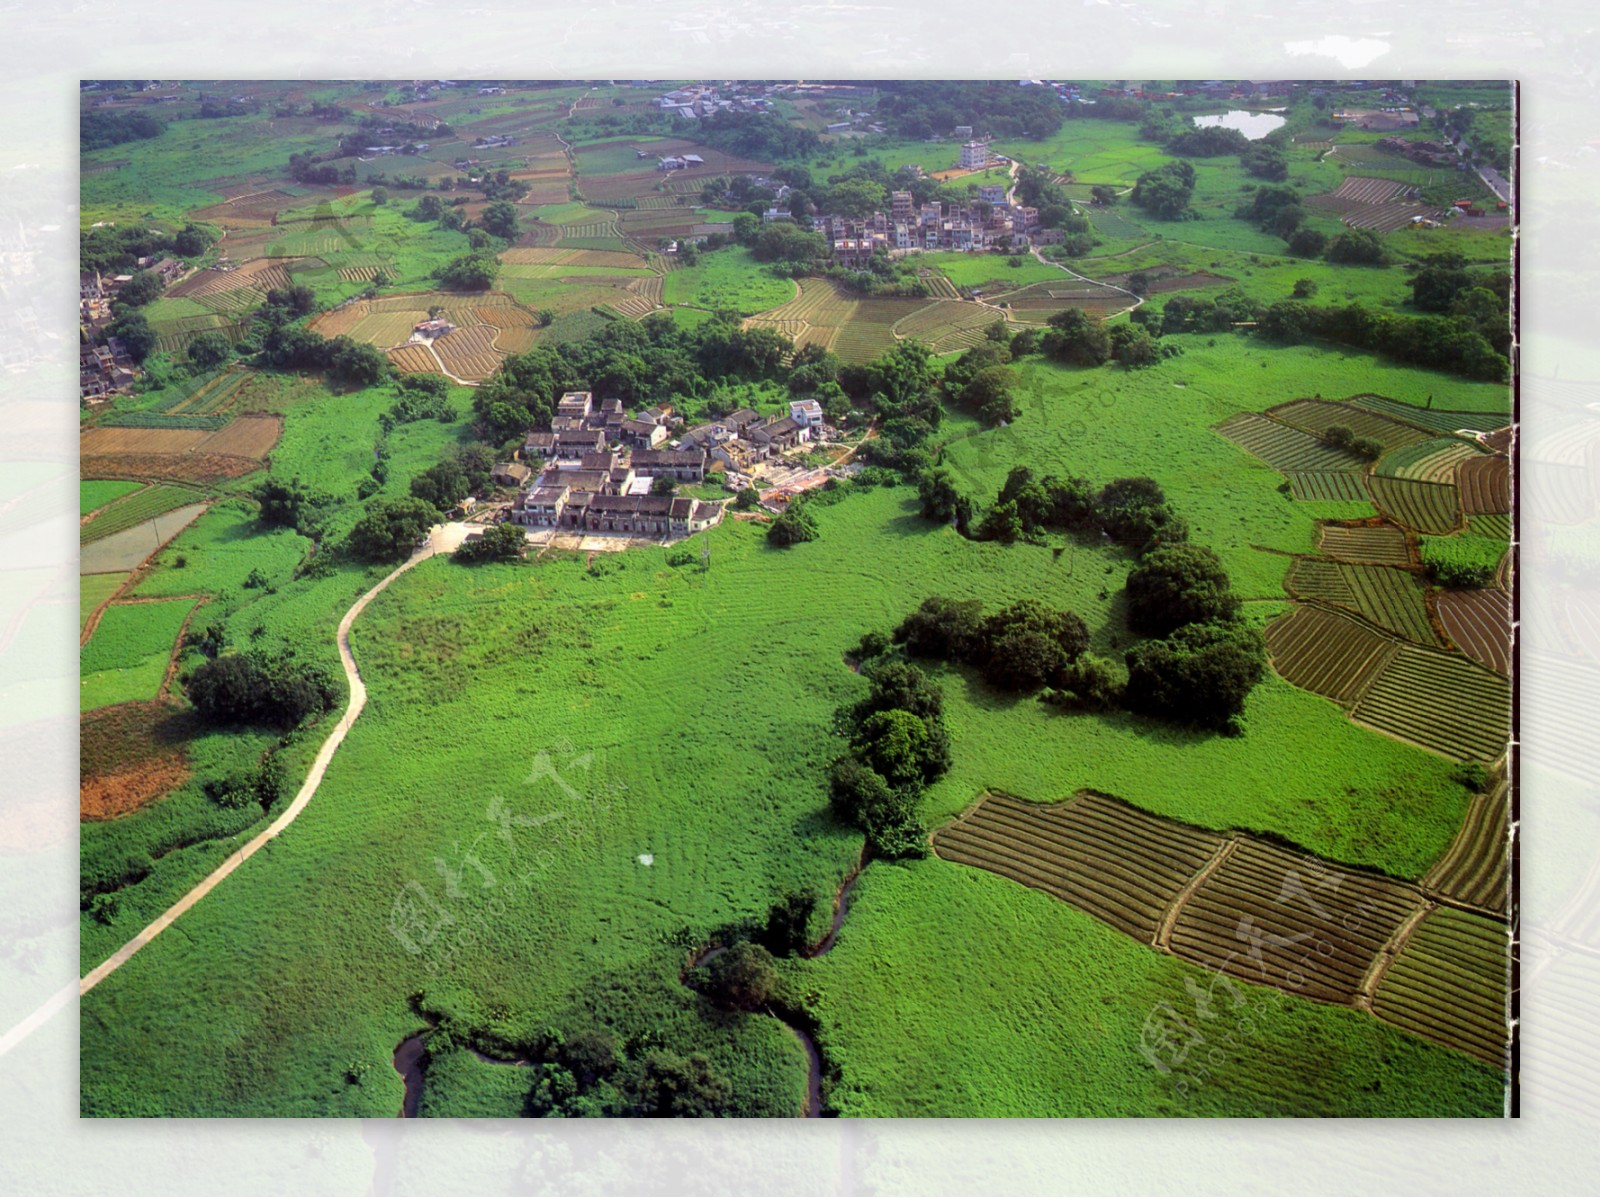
[1,1,1594,1192]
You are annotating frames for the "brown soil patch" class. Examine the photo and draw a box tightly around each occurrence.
[81,427,211,456]
[194,415,283,458]
[80,701,196,820]
[79,453,264,484]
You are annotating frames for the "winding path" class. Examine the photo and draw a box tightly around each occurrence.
[76,525,464,999]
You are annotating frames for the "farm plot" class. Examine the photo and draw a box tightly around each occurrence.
[80,597,198,712]
[1458,456,1511,515]
[1348,395,1503,436]
[432,325,503,381]
[1268,399,1434,454]
[832,298,925,364]
[1437,588,1512,675]
[1337,563,1436,645]
[79,505,207,577]
[1425,781,1511,915]
[1366,475,1462,535]
[1215,412,1369,473]
[501,247,650,270]
[82,486,202,545]
[1352,645,1512,762]
[1377,437,1486,484]
[192,416,283,459]
[1319,523,1412,566]
[349,311,430,347]
[1169,838,1423,1005]
[1285,472,1371,502]
[386,344,439,374]
[932,791,1225,943]
[489,327,539,353]
[1469,513,1511,540]
[1285,558,1356,607]
[1264,604,1401,705]
[81,427,211,457]
[745,278,857,354]
[992,279,1128,322]
[1371,906,1509,1066]
[892,300,1002,354]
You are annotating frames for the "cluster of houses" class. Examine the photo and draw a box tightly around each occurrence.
[813,187,1053,264]
[508,392,724,537]
[79,265,185,402]
[653,84,775,120]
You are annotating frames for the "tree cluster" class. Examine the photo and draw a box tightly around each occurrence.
[455,522,527,564]
[1257,298,1508,382]
[1129,161,1197,220]
[185,648,340,730]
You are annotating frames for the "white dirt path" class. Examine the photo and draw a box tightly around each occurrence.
[75,525,465,999]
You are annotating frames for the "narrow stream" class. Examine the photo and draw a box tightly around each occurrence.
[395,857,868,1119]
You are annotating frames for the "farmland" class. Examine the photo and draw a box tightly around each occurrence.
[77,80,1512,1122]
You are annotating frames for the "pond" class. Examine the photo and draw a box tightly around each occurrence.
[1192,110,1287,140]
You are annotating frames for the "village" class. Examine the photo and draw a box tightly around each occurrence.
[467,389,845,551]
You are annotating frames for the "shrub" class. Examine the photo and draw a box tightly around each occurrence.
[1125,544,1241,637]
[704,941,781,1010]
[1123,621,1265,731]
[454,522,526,564]
[185,649,340,730]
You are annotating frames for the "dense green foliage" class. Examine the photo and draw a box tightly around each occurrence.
[184,647,340,730]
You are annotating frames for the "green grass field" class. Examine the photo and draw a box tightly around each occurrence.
[81,481,143,517]
[80,599,196,712]
[661,248,798,316]
[79,573,128,631]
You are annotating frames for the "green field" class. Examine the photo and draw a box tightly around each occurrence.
[80,599,196,711]
[81,480,143,517]
[79,573,128,630]
[82,486,202,544]
[661,247,798,316]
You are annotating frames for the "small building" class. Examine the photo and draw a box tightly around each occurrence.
[621,418,668,449]
[959,140,991,170]
[523,431,557,458]
[789,399,825,428]
[631,448,707,483]
[492,462,532,488]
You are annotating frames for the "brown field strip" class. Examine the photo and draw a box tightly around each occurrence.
[1436,587,1512,674]
[1264,603,1402,705]
[1318,522,1412,565]
[1366,474,1462,535]
[1425,781,1511,915]
[432,324,503,381]
[1458,455,1511,515]
[387,344,441,374]
[934,790,1508,1066]
[1351,644,1511,762]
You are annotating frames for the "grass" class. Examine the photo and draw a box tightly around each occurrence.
[661,248,797,316]
[921,251,1076,292]
[82,485,202,544]
[80,599,196,711]
[81,480,143,517]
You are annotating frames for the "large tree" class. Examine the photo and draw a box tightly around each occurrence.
[1125,544,1240,636]
[347,496,436,562]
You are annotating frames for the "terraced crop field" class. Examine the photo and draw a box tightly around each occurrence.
[1458,456,1511,515]
[386,344,439,373]
[932,791,1225,943]
[1425,781,1510,915]
[432,325,503,381]
[1437,587,1512,674]
[1339,563,1436,644]
[349,311,428,347]
[81,486,202,545]
[1264,604,1401,705]
[1268,399,1434,453]
[1285,472,1371,502]
[501,247,650,270]
[1371,906,1509,1066]
[1169,838,1422,1005]
[992,279,1128,321]
[1347,395,1500,436]
[1377,437,1486,484]
[1319,523,1412,565]
[1352,645,1511,762]
[745,278,856,354]
[1469,513,1511,540]
[892,300,1001,354]
[1365,475,1462,535]
[1285,558,1356,606]
[1216,413,1369,473]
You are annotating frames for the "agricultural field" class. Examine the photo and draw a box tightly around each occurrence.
[77,80,1513,1124]
[80,598,197,712]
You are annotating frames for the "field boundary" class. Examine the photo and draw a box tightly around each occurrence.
[1153,838,1238,949]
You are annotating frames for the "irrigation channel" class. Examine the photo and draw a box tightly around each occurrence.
[391,858,868,1118]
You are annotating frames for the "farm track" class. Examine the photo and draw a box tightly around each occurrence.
[77,530,457,999]
[934,790,1508,1066]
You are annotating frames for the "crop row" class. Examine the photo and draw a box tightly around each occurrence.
[1365,474,1462,534]
[1371,906,1509,1066]
[1345,394,1493,436]
[1331,175,1411,204]
[1169,838,1421,1005]
[1345,203,1443,233]
[1340,562,1436,644]
[1286,471,1370,502]
[1457,456,1511,515]
[1216,413,1369,473]
[1469,513,1511,540]
[81,485,203,545]
[1436,587,1512,675]
[1264,604,1402,704]
[1352,644,1511,762]
[1269,399,1433,453]
[387,344,439,374]
[1318,523,1412,565]
[433,325,504,381]
[1425,781,1510,914]
[1377,436,1486,485]
[932,792,1223,943]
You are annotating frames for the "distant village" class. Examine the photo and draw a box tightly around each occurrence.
[78,258,184,401]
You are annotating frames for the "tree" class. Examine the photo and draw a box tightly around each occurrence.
[1325,228,1387,266]
[621,1051,733,1118]
[347,496,435,562]
[959,365,1020,425]
[650,475,678,496]
[106,311,156,363]
[481,200,520,241]
[114,269,164,309]
[1129,160,1196,220]
[733,486,761,511]
[1287,228,1328,259]
[866,341,936,412]
[1041,308,1112,366]
[434,250,499,290]
[254,476,331,538]
[1123,621,1265,731]
[751,222,827,266]
[185,648,340,730]
[917,468,972,530]
[704,941,781,1010]
[976,599,1090,691]
[855,709,941,789]
[1109,322,1160,369]
[1091,184,1119,206]
[173,223,215,257]
[975,499,1023,544]
[186,330,233,369]
[410,460,468,512]
[1291,278,1319,300]
[767,501,818,547]
[894,595,985,662]
[325,337,388,387]
[370,186,390,206]
[761,889,819,956]
[1125,544,1240,636]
